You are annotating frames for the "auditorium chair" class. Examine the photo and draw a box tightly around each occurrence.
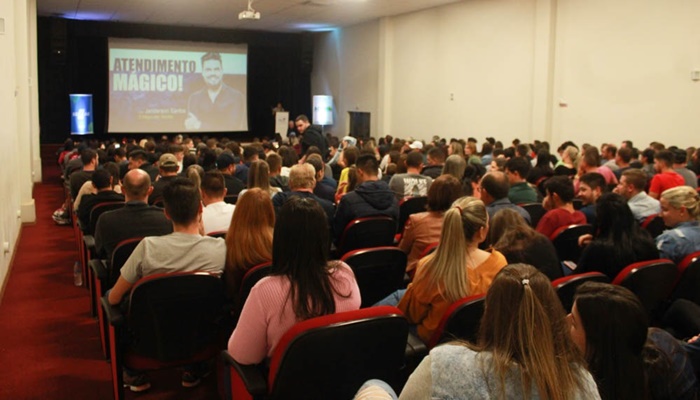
[221,306,408,400]
[641,213,666,239]
[551,272,610,312]
[151,197,164,208]
[234,261,273,320]
[224,194,239,205]
[396,196,428,240]
[426,294,486,349]
[101,272,229,400]
[208,230,227,239]
[90,237,143,359]
[519,202,546,227]
[341,247,407,307]
[549,224,593,263]
[671,251,700,305]
[335,216,397,258]
[405,241,439,282]
[612,259,677,324]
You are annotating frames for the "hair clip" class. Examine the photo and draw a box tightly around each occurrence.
[521,279,530,286]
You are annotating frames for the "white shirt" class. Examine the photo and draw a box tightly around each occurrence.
[202,201,235,234]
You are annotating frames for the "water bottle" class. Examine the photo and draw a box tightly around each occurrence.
[73,261,83,286]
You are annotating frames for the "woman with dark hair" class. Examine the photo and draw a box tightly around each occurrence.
[489,208,562,280]
[570,282,697,400]
[576,192,658,279]
[224,188,275,298]
[357,264,599,399]
[528,149,555,195]
[227,197,360,364]
[399,175,463,277]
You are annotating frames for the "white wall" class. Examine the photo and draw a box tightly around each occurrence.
[0,0,38,296]
[313,0,700,149]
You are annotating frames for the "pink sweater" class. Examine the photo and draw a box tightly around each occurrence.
[227,261,361,365]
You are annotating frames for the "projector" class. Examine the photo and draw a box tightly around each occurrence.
[239,9,261,20]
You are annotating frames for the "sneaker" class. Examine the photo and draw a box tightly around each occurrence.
[123,372,151,392]
[181,369,211,388]
[52,215,71,226]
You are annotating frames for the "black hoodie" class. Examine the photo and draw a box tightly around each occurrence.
[333,180,399,241]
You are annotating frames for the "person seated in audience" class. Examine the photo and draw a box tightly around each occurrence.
[238,159,282,199]
[76,168,125,231]
[389,151,433,201]
[224,188,274,298]
[575,147,618,191]
[200,171,235,234]
[656,186,700,263]
[554,145,579,178]
[614,168,660,223]
[336,145,359,198]
[74,161,121,215]
[108,177,226,391]
[94,169,172,259]
[266,152,290,192]
[612,146,633,180]
[577,172,607,225]
[69,148,99,201]
[673,148,698,189]
[216,152,245,196]
[333,154,399,244]
[480,171,531,224]
[526,148,555,193]
[489,208,562,280]
[227,197,360,365]
[127,149,159,182]
[356,264,599,400]
[273,163,335,227]
[442,154,476,195]
[305,155,335,203]
[379,196,507,343]
[570,282,697,399]
[505,156,538,204]
[148,153,180,205]
[576,193,659,279]
[399,175,463,277]
[649,149,686,199]
[536,176,587,238]
[421,146,445,179]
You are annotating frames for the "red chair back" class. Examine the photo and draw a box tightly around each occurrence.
[550,224,593,263]
[612,259,677,323]
[551,272,610,312]
[88,201,125,235]
[640,214,666,238]
[341,247,407,307]
[671,251,700,304]
[519,202,546,227]
[397,196,428,234]
[427,294,486,349]
[336,216,397,258]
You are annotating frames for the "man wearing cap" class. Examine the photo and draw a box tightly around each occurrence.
[149,153,180,205]
[217,152,245,196]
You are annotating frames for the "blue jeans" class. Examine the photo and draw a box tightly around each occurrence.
[374,289,406,307]
[354,379,398,399]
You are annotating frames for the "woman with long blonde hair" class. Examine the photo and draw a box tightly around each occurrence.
[224,188,275,298]
[381,196,507,343]
[239,160,282,198]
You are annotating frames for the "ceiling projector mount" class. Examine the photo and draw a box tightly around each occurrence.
[239,0,261,20]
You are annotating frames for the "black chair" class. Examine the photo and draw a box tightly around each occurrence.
[102,272,229,400]
[519,202,546,227]
[90,237,143,360]
[671,251,700,305]
[551,272,610,312]
[341,247,407,307]
[549,224,593,263]
[234,262,274,319]
[641,214,666,239]
[224,194,238,205]
[222,306,408,400]
[427,294,486,348]
[336,216,397,258]
[397,196,428,236]
[612,259,678,324]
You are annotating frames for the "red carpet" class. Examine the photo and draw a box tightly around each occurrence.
[0,151,219,399]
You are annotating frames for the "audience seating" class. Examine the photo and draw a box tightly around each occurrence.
[419,241,439,259]
[671,251,700,305]
[83,202,125,300]
[90,237,143,359]
[234,261,274,319]
[341,247,408,307]
[397,196,428,237]
[612,258,677,324]
[336,216,397,258]
[426,294,485,349]
[151,197,164,208]
[101,272,229,400]
[549,224,593,263]
[519,202,546,227]
[641,213,666,239]
[208,230,227,239]
[551,272,610,312]
[224,194,238,205]
[221,306,408,400]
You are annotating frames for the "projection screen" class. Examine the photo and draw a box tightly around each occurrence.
[108,38,248,133]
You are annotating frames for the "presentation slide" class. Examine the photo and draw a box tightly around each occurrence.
[108,38,248,133]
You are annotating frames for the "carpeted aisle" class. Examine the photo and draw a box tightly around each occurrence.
[0,156,219,399]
